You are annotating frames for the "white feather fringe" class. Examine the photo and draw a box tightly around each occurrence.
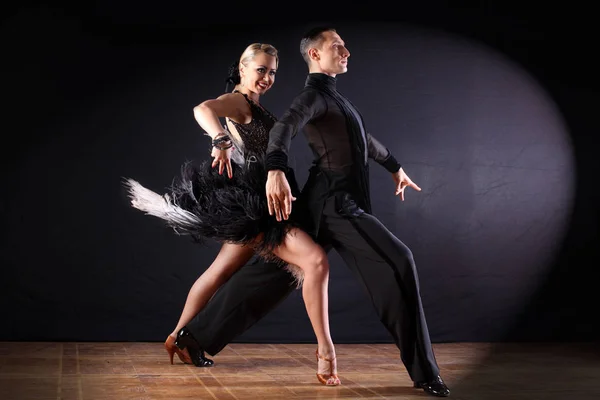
[122,178,201,233]
[284,264,305,289]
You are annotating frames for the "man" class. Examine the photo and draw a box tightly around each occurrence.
[175,26,450,397]
[264,26,449,397]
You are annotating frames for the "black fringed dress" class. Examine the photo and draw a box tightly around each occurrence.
[124,91,301,260]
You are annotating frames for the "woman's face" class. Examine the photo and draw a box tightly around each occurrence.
[240,52,278,95]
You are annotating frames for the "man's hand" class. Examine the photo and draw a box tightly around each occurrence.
[265,170,296,221]
[392,167,421,201]
[211,146,234,179]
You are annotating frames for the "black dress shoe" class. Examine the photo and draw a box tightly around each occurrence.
[174,327,215,367]
[414,375,450,397]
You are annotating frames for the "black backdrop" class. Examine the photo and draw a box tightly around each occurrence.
[2,3,598,347]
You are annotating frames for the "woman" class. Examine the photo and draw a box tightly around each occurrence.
[124,43,340,386]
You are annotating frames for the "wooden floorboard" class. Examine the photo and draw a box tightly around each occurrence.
[0,342,598,399]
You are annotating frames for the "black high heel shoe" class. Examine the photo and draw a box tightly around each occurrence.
[174,327,215,367]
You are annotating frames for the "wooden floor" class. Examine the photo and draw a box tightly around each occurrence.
[1,342,599,399]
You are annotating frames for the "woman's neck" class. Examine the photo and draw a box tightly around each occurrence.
[234,86,260,104]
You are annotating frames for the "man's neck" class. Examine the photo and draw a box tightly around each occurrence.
[308,67,336,78]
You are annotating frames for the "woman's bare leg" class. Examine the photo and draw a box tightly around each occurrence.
[169,243,255,338]
[271,228,340,384]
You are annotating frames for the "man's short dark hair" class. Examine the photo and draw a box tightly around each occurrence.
[300,26,336,65]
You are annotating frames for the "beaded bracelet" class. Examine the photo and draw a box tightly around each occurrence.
[212,134,233,150]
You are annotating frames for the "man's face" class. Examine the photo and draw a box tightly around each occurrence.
[313,31,350,76]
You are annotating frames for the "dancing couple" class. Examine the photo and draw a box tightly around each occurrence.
[124,26,450,397]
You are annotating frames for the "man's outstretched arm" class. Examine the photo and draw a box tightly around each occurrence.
[366,133,421,201]
[366,132,402,173]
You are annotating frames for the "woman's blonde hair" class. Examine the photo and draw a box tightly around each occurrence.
[239,42,279,68]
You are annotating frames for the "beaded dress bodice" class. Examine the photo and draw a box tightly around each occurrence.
[227,91,277,155]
